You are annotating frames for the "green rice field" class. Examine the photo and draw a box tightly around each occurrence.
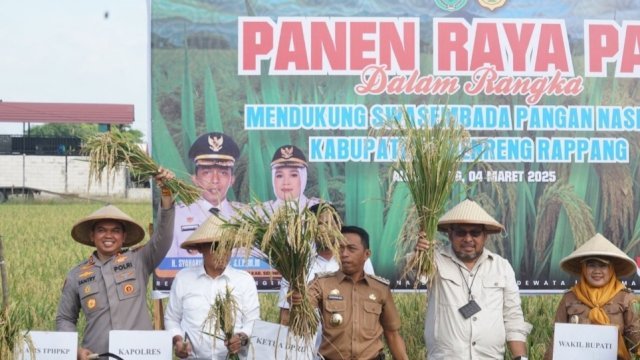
[0,200,634,359]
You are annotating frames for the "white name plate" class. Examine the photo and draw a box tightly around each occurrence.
[251,320,315,360]
[17,331,77,360]
[553,323,617,360]
[109,330,172,360]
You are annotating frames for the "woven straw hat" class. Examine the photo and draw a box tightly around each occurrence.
[560,233,637,277]
[71,205,145,247]
[180,215,224,250]
[437,199,504,234]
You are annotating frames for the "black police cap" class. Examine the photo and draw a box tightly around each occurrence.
[188,132,240,167]
[271,144,307,168]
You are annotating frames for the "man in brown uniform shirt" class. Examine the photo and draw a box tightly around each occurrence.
[295,225,408,360]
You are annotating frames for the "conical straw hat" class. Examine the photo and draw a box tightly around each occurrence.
[71,205,145,247]
[437,199,504,234]
[560,233,637,277]
[181,215,225,250]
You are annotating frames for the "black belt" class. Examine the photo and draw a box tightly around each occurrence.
[323,352,385,360]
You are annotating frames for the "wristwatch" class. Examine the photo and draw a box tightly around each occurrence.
[238,333,249,347]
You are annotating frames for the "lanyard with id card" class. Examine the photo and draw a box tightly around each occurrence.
[457,264,481,319]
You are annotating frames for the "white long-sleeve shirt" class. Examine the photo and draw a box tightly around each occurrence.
[164,264,260,359]
[424,245,531,360]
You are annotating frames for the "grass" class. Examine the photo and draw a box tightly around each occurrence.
[0,199,635,359]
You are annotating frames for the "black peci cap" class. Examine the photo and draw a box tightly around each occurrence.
[271,145,307,168]
[188,132,240,167]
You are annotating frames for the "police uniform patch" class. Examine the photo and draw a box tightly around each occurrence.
[83,285,92,294]
[123,283,135,295]
[115,270,134,282]
[78,271,94,279]
[369,293,377,301]
[87,298,96,309]
[115,255,128,264]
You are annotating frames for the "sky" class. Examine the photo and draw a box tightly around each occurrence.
[0,0,150,141]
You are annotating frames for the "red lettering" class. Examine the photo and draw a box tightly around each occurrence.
[238,17,418,75]
[354,65,459,96]
[503,23,534,72]
[274,22,309,71]
[379,22,417,72]
[435,20,469,72]
[310,21,346,72]
[435,19,573,76]
[470,23,504,72]
[240,18,274,74]
[535,23,570,73]
[585,22,619,76]
[620,24,640,75]
[350,22,377,70]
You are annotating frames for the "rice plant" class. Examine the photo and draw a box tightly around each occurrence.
[223,202,343,342]
[382,107,478,285]
[84,129,201,205]
[202,286,240,360]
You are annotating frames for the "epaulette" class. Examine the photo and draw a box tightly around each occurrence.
[128,245,143,253]
[368,274,390,286]
[315,271,336,279]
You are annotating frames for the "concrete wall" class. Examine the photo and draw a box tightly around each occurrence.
[0,155,150,199]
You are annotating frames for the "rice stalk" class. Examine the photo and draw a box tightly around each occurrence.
[0,306,34,359]
[381,107,478,286]
[83,129,201,205]
[202,286,240,360]
[222,202,343,341]
[534,181,596,259]
[595,164,633,246]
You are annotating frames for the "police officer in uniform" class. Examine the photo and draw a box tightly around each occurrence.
[166,132,242,258]
[56,169,175,360]
[292,226,409,360]
[265,144,319,213]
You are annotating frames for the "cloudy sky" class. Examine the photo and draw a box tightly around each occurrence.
[0,0,150,141]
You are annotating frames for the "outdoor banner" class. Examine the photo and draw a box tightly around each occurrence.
[150,0,640,293]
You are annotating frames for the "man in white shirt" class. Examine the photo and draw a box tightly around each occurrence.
[167,132,241,258]
[416,199,531,360]
[165,216,259,359]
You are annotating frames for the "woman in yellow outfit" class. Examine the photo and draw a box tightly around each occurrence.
[544,233,640,360]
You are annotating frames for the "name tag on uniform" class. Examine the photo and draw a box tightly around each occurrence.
[181,224,198,232]
[328,294,343,300]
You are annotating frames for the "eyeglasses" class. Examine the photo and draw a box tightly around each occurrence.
[452,229,484,238]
